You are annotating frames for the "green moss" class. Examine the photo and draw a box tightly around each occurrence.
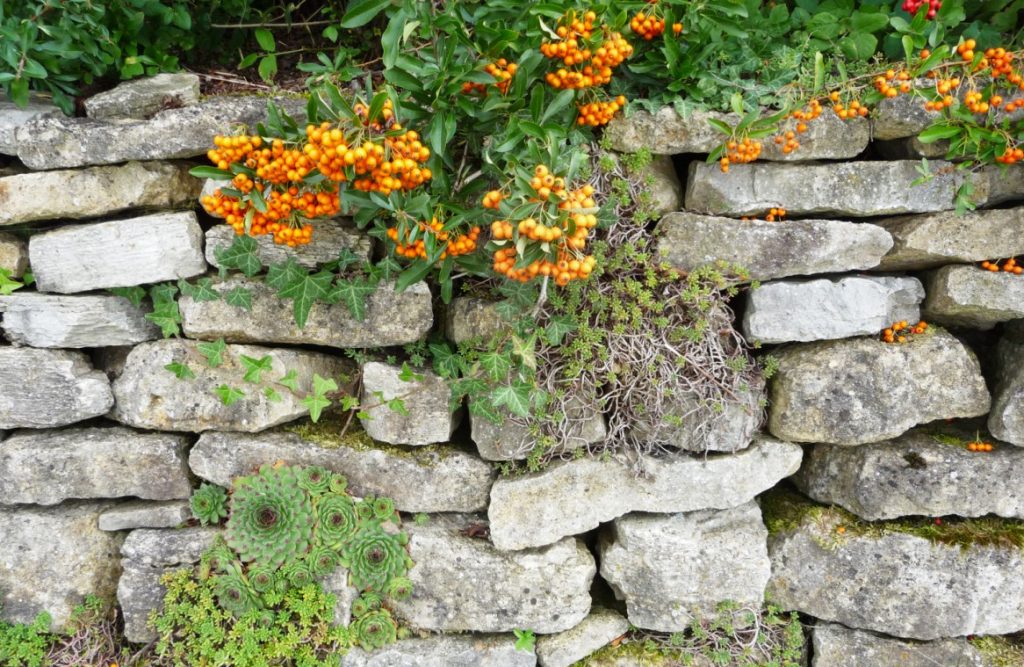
[972,634,1024,667]
[282,415,455,467]
[576,640,676,666]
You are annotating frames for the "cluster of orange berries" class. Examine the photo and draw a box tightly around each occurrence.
[875,69,913,98]
[788,99,823,123]
[980,257,1023,274]
[207,134,262,170]
[773,131,801,155]
[201,185,327,246]
[956,39,978,63]
[741,207,787,222]
[963,90,994,114]
[577,96,627,126]
[966,440,995,452]
[628,12,682,40]
[462,59,518,95]
[996,146,1024,164]
[881,320,928,344]
[719,137,761,172]
[830,92,870,121]
[492,247,597,286]
[387,218,481,261]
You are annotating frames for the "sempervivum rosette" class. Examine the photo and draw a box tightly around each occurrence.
[225,465,315,569]
[297,465,332,495]
[350,609,398,651]
[341,524,410,591]
[190,483,229,525]
[213,563,260,617]
[316,493,360,548]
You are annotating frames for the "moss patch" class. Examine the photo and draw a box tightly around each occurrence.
[972,634,1024,667]
[281,415,457,467]
[577,640,677,666]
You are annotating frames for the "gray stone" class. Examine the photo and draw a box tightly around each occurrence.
[84,73,201,120]
[16,96,305,170]
[922,265,1024,329]
[872,92,934,140]
[488,436,802,551]
[393,515,595,634]
[655,212,893,282]
[0,348,113,429]
[190,430,493,513]
[110,339,353,433]
[684,160,983,217]
[768,330,990,445]
[985,165,1024,206]
[30,211,207,293]
[343,634,536,667]
[599,152,682,216]
[599,503,770,632]
[536,607,629,667]
[875,207,1024,271]
[629,382,764,453]
[0,503,123,631]
[359,362,458,446]
[758,109,870,161]
[743,276,924,344]
[0,293,159,347]
[794,428,1024,520]
[445,298,508,344]
[990,325,1024,447]
[0,426,191,506]
[767,510,1024,640]
[0,95,62,155]
[812,622,983,667]
[98,500,191,531]
[0,161,200,226]
[204,218,373,270]
[470,395,606,461]
[0,232,27,277]
[180,277,432,349]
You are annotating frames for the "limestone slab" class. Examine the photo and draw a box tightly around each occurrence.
[0,232,27,277]
[204,218,372,269]
[628,383,764,453]
[922,265,1024,329]
[470,395,606,461]
[536,607,629,667]
[0,95,62,155]
[84,73,201,120]
[98,500,191,531]
[359,362,458,446]
[445,298,508,344]
[0,293,159,347]
[875,207,1024,271]
[0,348,113,429]
[342,634,536,666]
[812,622,983,667]
[990,323,1024,447]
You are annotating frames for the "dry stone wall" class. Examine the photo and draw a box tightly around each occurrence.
[1,74,1023,666]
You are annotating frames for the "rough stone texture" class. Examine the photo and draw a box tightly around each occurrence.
[0,293,159,347]
[875,206,1024,270]
[0,426,191,506]
[180,278,432,349]
[110,339,353,433]
[30,211,207,293]
[16,96,305,169]
[205,218,372,269]
[743,276,924,344]
[98,500,191,531]
[684,160,982,217]
[359,362,458,446]
[0,348,113,429]
[599,503,770,632]
[872,92,934,140]
[190,430,493,513]
[922,265,1024,329]
[0,232,28,277]
[394,515,595,634]
[985,164,1024,206]
[84,73,201,120]
[759,108,870,161]
[0,503,123,631]
[812,622,984,667]
[990,322,1024,447]
[767,514,1024,640]
[470,396,606,461]
[118,527,221,642]
[0,161,201,226]
[656,212,892,282]
[768,330,990,445]
[343,634,536,667]
[536,607,629,667]
[444,298,508,344]
[794,428,1024,520]
[488,436,802,551]
[629,384,764,453]
[0,95,62,154]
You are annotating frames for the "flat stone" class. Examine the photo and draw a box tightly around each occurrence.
[98,500,191,531]
[990,324,1024,447]
[0,426,191,506]
[794,428,1024,520]
[0,348,113,429]
[874,207,1024,271]
[768,329,990,445]
[655,212,892,282]
[758,109,870,161]
[743,276,924,344]
[120,526,223,569]
[360,362,458,446]
[922,265,1024,329]
[342,634,536,667]
[84,73,201,120]
[0,95,62,155]
[470,395,606,461]
[190,430,493,513]
[536,607,629,667]
[0,232,27,277]
[110,339,353,433]
[684,160,982,217]
[0,161,200,226]
[0,503,123,631]
[629,382,764,453]
[0,293,159,347]
[872,93,934,140]
[393,515,595,634]
[204,218,372,270]
[599,503,770,632]
[767,508,1024,640]
[180,277,432,349]
[488,436,802,551]
[16,96,305,170]
[29,211,207,293]
[445,298,508,344]
[812,622,984,667]
[985,165,1024,206]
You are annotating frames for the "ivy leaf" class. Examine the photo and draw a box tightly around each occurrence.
[164,361,195,380]
[386,397,408,416]
[278,270,333,329]
[430,342,462,379]
[311,373,339,397]
[240,354,273,383]
[197,338,228,368]
[0,268,24,295]
[266,257,307,290]
[398,362,424,383]
[491,383,533,418]
[544,315,578,346]
[511,335,537,372]
[145,286,181,338]
[479,350,512,381]
[224,286,253,310]
[264,387,283,402]
[277,369,300,392]
[107,285,146,307]
[330,277,375,321]
[340,395,360,411]
[215,235,262,277]
[302,393,332,423]
[149,283,179,305]
[215,384,245,406]
[179,278,220,302]
[336,247,362,271]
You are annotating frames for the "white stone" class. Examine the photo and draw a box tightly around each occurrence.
[342,634,536,666]
[0,348,113,429]
[84,73,201,120]
[990,323,1024,447]
[0,293,159,347]
[359,362,458,446]
[0,232,28,277]
[812,622,983,667]
[536,607,629,667]
[98,500,191,531]
[922,265,1024,329]
[0,95,62,155]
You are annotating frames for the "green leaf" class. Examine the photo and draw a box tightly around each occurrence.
[312,373,338,397]
[258,55,278,82]
[491,384,532,418]
[240,354,273,383]
[215,235,262,277]
[544,315,577,346]
[398,362,423,383]
[386,397,408,416]
[254,28,276,52]
[430,342,461,378]
[277,369,300,392]
[479,351,512,381]
[179,278,220,302]
[189,166,234,179]
[511,335,537,372]
[917,123,961,143]
[107,285,146,307]
[164,361,195,380]
[197,338,228,368]
[707,118,734,136]
[224,286,253,310]
[0,268,24,295]
[340,0,391,28]
[266,257,308,290]
[330,278,375,321]
[302,393,332,422]
[145,285,181,338]
[215,384,245,406]
[278,270,333,329]
[839,33,878,61]
[264,387,283,402]
[812,52,824,95]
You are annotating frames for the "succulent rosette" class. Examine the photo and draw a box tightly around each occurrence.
[372,497,395,521]
[316,493,360,548]
[342,525,409,591]
[297,465,332,495]
[328,473,349,494]
[213,564,260,617]
[307,545,341,577]
[246,563,277,593]
[386,576,414,601]
[351,609,398,651]
[225,465,315,569]
[284,558,316,589]
[190,483,229,525]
